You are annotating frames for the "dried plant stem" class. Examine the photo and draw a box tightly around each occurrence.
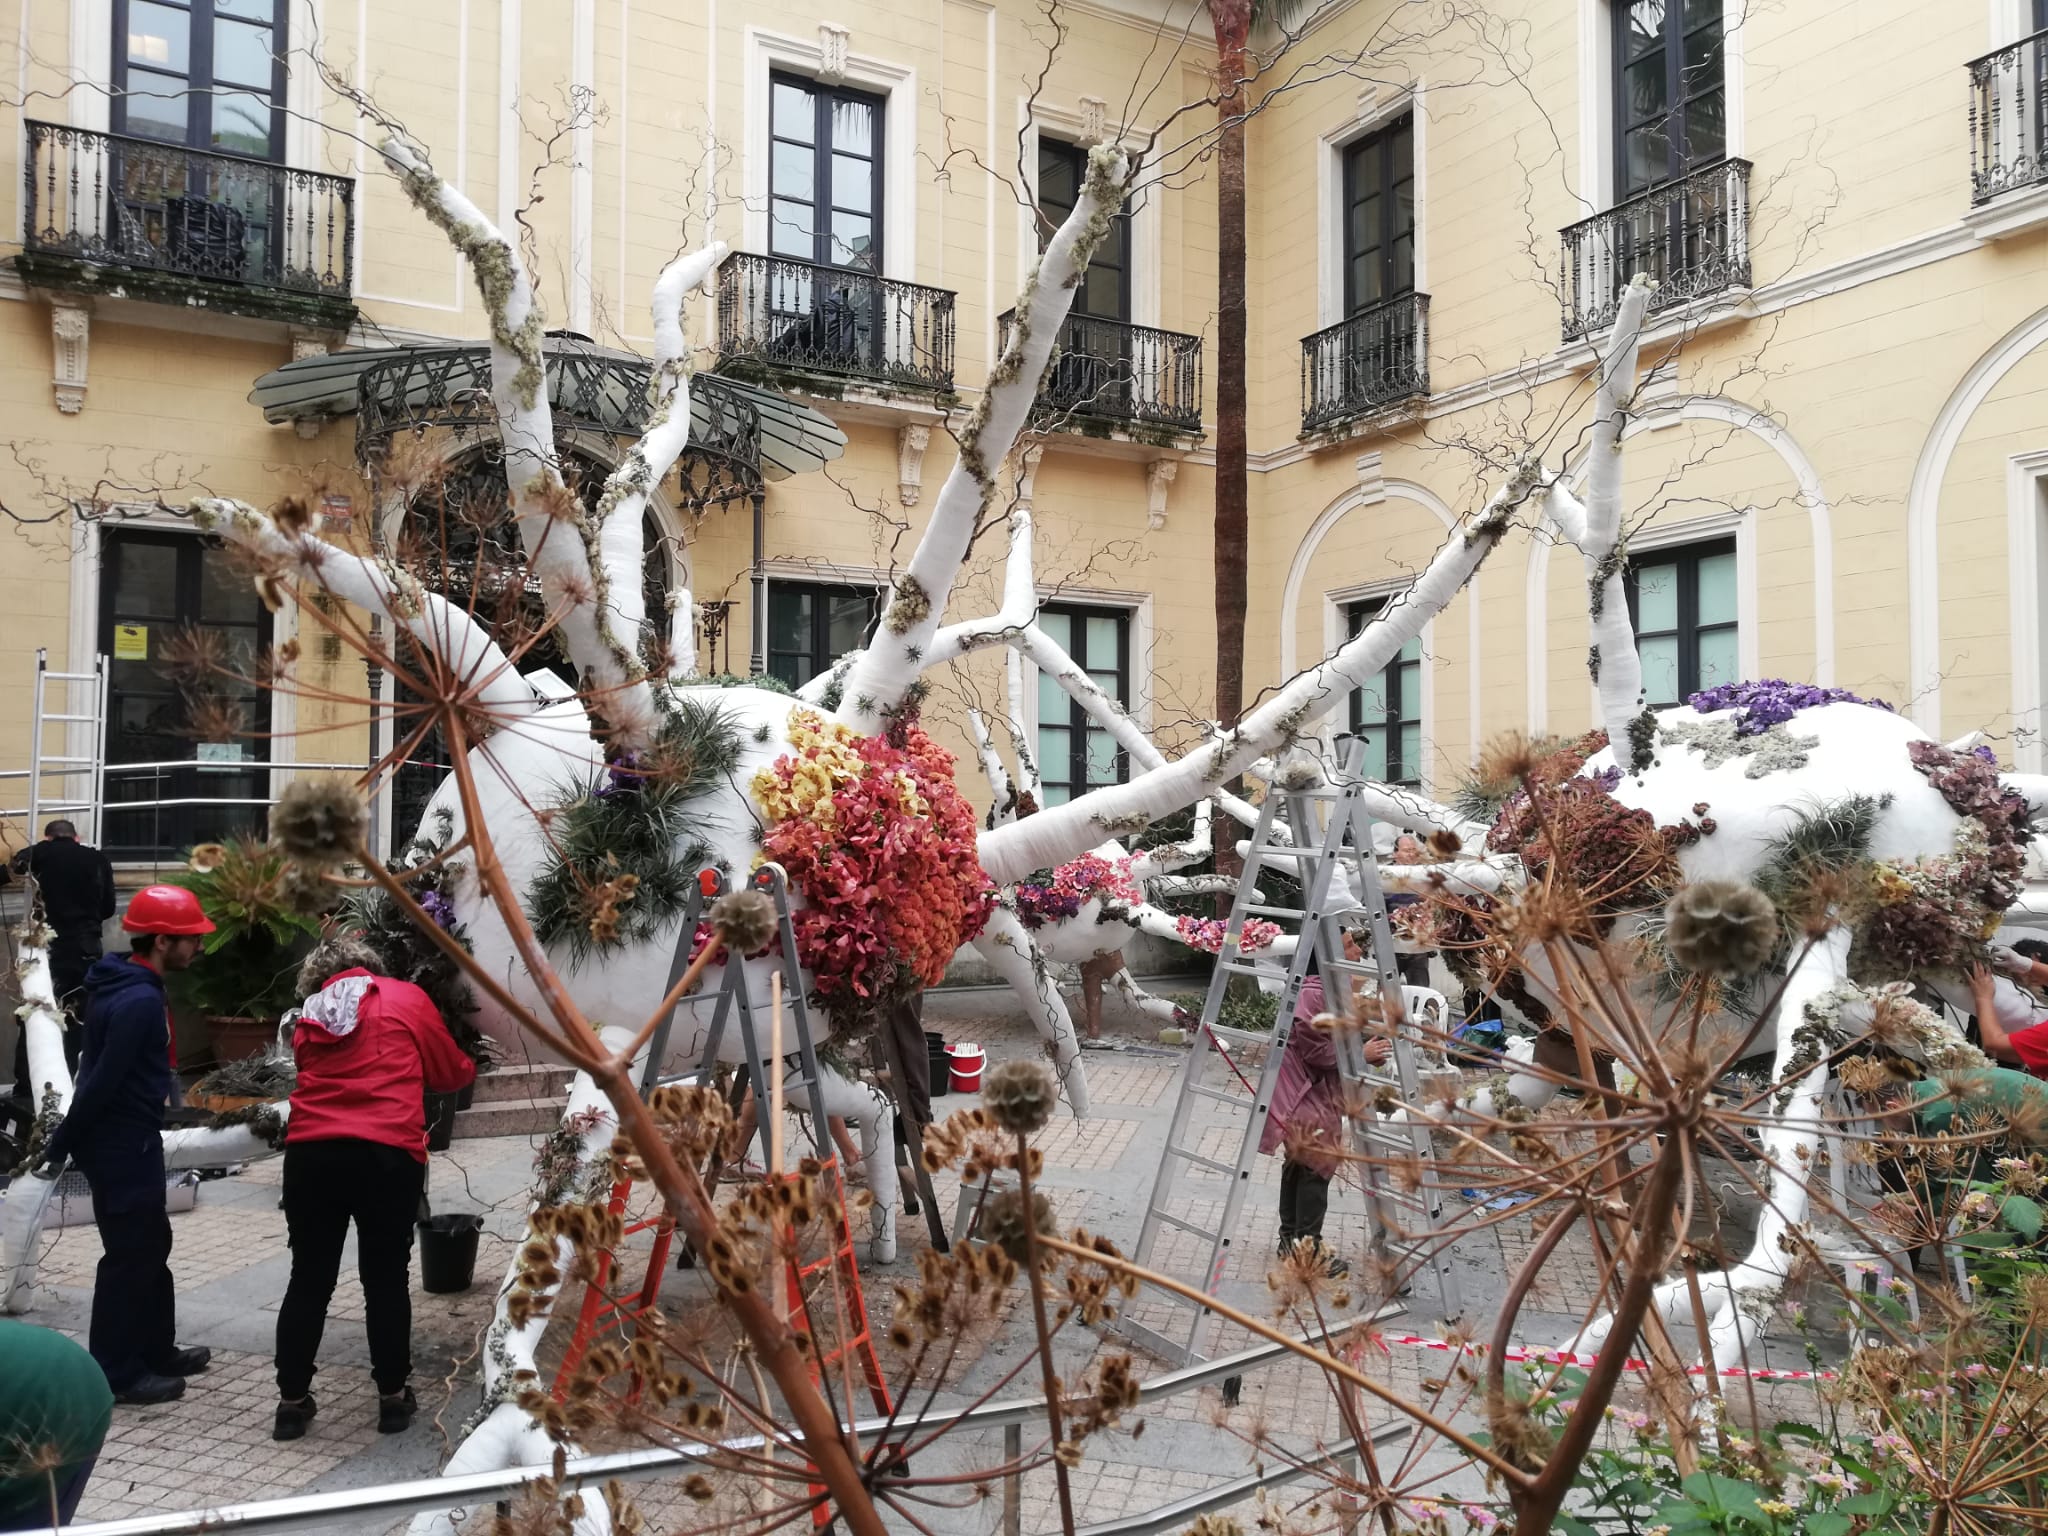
[1515,1132,1687,1536]
[1015,1134,1078,1536]
[1034,1234,1531,1486]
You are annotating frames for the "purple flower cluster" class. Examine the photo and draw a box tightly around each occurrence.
[595,750,650,799]
[1686,679,1893,737]
[418,889,458,931]
[1013,884,1084,930]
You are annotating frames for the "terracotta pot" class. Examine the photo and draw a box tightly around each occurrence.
[205,1015,277,1063]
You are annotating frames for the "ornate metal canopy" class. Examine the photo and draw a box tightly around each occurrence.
[248,332,847,510]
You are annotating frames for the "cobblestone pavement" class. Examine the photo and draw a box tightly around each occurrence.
[12,985,1838,1535]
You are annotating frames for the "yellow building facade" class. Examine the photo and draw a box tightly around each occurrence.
[2,0,2047,868]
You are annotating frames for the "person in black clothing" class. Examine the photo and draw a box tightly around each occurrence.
[11,821,117,1074]
[38,885,214,1406]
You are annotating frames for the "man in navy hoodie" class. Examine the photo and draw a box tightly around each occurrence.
[40,885,215,1406]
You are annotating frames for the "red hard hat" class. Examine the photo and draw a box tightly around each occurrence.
[122,884,216,936]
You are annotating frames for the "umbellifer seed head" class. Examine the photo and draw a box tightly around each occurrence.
[1664,880,1778,977]
[981,1058,1058,1135]
[708,890,778,956]
[271,779,368,868]
[981,1187,1056,1263]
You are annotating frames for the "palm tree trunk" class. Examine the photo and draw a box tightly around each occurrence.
[1213,25,1250,736]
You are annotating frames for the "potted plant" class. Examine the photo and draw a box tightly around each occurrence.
[165,838,327,1064]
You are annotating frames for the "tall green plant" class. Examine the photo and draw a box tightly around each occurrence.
[165,837,325,1020]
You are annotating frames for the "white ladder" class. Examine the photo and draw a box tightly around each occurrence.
[22,648,107,840]
[1110,745,1459,1366]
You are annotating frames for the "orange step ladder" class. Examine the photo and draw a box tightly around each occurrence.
[787,1159,893,1527]
[552,1176,677,1399]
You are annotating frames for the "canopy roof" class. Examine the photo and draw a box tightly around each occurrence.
[249,333,847,495]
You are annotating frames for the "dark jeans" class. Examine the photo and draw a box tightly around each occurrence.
[1277,1159,1331,1247]
[0,1456,99,1530]
[276,1138,427,1399]
[1396,952,1432,989]
[75,1131,176,1391]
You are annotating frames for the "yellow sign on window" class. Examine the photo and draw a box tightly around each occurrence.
[113,624,148,661]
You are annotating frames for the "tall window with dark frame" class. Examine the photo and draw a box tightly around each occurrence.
[1035,604,1130,806]
[766,582,880,691]
[100,530,274,862]
[115,0,287,159]
[1036,140,1135,420]
[1625,537,1738,707]
[1343,598,1422,788]
[768,73,884,271]
[1342,116,1414,314]
[1615,0,1725,198]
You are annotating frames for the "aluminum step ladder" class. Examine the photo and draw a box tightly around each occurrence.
[641,862,948,1251]
[19,648,107,839]
[1110,744,1458,1366]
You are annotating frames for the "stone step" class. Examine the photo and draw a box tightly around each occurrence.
[451,1094,568,1140]
[470,1062,577,1104]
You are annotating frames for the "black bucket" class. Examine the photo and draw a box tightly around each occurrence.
[926,1030,950,1097]
[418,1213,484,1293]
[424,1091,460,1152]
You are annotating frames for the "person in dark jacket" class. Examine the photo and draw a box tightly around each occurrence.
[272,937,476,1442]
[1258,918,1392,1276]
[39,885,214,1406]
[8,822,117,1114]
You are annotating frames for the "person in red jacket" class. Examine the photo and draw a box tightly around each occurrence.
[271,937,475,1442]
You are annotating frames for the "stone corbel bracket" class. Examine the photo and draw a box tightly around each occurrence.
[897,422,932,507]
[50,302,90,415]
[1145,457,1178,530]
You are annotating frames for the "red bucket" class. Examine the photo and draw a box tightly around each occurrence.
[946,1042,986,1094]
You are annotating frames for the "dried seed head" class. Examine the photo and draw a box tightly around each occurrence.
[981,1187,1056,1263]
[708,890,778,956]
[271,778,368,868]
[1665,880,1778,977]
[981,1059,1059,1135]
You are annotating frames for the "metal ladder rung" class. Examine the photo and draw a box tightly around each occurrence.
[1187,1083,1248,1106]
[1149,1210,1227,1242]
[1163,1147,1240,1177]
[37,756,95,767]
[1241,903,1305,919]
[37,714,97,724]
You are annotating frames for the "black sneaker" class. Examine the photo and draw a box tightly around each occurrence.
[152,1345,211,1377]
[114,1373,186,1406]
[377,1386,418,1434]
[273,1394,317,1441]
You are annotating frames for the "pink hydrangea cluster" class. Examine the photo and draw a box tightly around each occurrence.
[1175,915,1282,954]
[1049,853,1143,911]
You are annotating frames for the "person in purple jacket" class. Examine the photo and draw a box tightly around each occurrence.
[1258,914,1393,1275]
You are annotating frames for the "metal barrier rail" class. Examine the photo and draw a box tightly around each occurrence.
[0,762,367,823]
[63,1309,1406,1536]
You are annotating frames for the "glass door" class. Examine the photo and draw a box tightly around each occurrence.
[100,530,272,861]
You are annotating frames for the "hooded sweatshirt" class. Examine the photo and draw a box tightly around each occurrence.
[287,968,476,1161]
[43,955,174,1160]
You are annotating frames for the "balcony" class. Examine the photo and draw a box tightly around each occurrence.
[1560,158,1752,342]
[715,252,955,396]
[998,310,1204,439]
[1970,29,2048,207]
[18,121,355,327]
[1300,293,1430,435]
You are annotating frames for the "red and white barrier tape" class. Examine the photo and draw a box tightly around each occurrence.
[1360,1330,1837,1383]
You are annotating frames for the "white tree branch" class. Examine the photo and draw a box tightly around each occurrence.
[193,498,540,725]
[966,708,1014,816]
[1550,274,1654,750]
[924,503,1038,671]
[378,132,649,747]
[978,453,1546,884]
[834,147,1128,726]
[588,243,728,743]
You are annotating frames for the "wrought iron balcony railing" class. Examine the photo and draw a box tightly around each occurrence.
[1969,29,2048,205]
[715,252,955,393]
[997,309,1204,436]
[1560,158,1752,341]
[1300,292,1430,434]
[21,121,353,301]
